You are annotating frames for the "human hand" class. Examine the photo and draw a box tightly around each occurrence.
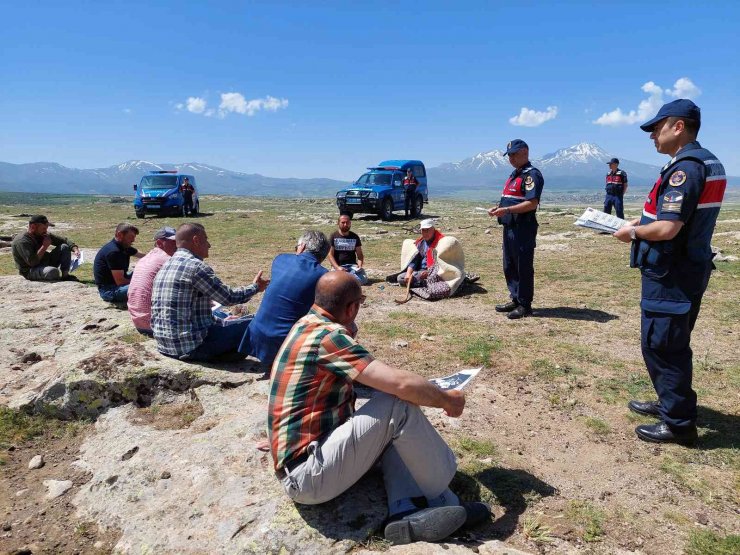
[419,271,429,280]
[72,246,80,257]
[487,206,501,217]
[253,270,270,291]
[613,225,633,244]
[41,235,52,249]
[443,390,466,418]
[491,207,507,218]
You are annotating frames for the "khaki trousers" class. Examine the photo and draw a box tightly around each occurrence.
[278,392,457,506]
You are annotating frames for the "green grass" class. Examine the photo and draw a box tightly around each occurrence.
[457,436,498,458]
[521,515,554,544]
[566,500,606,542]
[0,406,84,464]
[685,530,740,555]
[660,456,713,503]
[457,336,502,366]
[583,417,611,435]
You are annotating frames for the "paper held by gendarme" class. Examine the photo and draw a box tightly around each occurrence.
[574,207,628,234]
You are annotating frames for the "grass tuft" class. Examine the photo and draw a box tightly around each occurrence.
[566,500,605,542]
[583,417,611,435]
[685,530,740,555]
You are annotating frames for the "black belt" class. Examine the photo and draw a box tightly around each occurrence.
[275,451,309,479]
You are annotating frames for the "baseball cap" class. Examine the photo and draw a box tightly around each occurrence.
[154,226,176,240]
[639,99,701,132]
[503,139,528,156]
[607,158,620,165]
[29,215,54,226]
[420,218,436,229]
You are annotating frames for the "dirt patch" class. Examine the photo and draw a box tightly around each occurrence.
[77,346,144,378]
[129,392,204,430]
[0,424,120,554]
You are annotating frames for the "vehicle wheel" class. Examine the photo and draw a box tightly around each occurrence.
[135,212,145,219]
[413,195,423,218]
[380,198,393,221]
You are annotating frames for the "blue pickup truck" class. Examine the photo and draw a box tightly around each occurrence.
[133,171,199,219]
[336,160,428,220]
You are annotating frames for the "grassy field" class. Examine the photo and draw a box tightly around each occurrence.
[0,193,738,553]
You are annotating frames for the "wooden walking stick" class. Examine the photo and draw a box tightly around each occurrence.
[395,277,412,304]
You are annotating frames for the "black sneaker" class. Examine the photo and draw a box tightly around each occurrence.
[507,305,532,319]
[495,300,519,313]
[384,506,467,545]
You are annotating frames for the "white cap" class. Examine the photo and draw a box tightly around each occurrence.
[419,218,436,229]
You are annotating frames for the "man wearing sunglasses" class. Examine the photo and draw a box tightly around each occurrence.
[268,272,490,545]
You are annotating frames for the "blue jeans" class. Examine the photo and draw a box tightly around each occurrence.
[186,317,252,362]
[98,284,129,303]
[340,264,368,285]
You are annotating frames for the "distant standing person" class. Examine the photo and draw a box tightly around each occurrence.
[613,99,726,444]
[327,213,367,285]
[127,227,178,335]
[181,177,195,216]
[403,168,418,219]
[12,215,80,281]
[488,139,544,319]
[604,157,628,219]
[93,223,144,303]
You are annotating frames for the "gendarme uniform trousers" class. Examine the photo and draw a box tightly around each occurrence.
[497,163,544,309]
[631,141,726,429]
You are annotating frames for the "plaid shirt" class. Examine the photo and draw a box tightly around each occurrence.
[151,248,258,356]
[268,305,374,470]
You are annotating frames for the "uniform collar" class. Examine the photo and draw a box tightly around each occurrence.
[512,162,532,176]
[662,141,703,172]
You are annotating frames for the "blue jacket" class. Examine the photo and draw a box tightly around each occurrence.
[239,252,328,366]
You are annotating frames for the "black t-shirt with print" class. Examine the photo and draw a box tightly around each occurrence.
[330,231,362,266]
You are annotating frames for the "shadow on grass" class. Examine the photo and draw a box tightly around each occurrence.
[452,466,558,541]
[456,281,488,297]
[534,306,618,323]
[697,406,740,451]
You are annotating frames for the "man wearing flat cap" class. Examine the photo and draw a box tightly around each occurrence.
[488,140,545,319]
[12,215,80,281]
[613,99,727,445]
[604,157,628,219]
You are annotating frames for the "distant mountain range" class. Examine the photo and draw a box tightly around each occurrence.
[1,143,736,199]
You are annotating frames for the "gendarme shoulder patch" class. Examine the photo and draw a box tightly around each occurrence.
[662,190,683,213]
[669,170,687,187]
[524,175,535,191]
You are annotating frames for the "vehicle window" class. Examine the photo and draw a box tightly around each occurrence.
[140,175,178,189]
[367,173,391,186]
[414,166,426,178]
[355,174,370,185]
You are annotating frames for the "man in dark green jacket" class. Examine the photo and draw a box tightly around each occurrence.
[12,215,79,281]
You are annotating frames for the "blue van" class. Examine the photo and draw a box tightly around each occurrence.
[336,160,428,220]
[133,171,199,219]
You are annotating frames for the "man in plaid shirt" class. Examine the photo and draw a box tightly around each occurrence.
[151,223,268,361]
[269,272,490,545]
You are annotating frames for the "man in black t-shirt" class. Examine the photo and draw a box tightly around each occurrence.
[93,223,145,303]
[327,213,367,285]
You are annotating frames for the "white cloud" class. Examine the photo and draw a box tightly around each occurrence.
[509,106,558,127]
[185,96,208,114]
[593,78,701,126]
[218,93,289,117]
[667,77,701,99]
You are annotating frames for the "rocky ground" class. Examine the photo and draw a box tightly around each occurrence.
[0,196,738,555]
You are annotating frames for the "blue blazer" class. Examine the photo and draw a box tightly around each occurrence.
[239,252,328,366]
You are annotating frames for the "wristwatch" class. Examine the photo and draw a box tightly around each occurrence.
[629,226,637,240]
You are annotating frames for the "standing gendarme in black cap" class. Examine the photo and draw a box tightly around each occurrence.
[613,98,728,445]
[487,139,545,319]
[603,157,628,219]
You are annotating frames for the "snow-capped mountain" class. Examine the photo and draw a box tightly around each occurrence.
[428,142,665,191]
[0,160,345,196]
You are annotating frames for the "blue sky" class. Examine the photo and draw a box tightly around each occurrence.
[1,1,738,180]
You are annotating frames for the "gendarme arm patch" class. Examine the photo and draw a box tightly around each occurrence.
[662,190,683,213]
[669,170,687,187]
[524,175,535,191]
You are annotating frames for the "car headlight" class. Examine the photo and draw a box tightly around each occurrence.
[336,192,346,198]
[368,192,378,199]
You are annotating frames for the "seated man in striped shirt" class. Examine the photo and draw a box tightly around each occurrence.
[269,272,490,545]
[151,223,268,362]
